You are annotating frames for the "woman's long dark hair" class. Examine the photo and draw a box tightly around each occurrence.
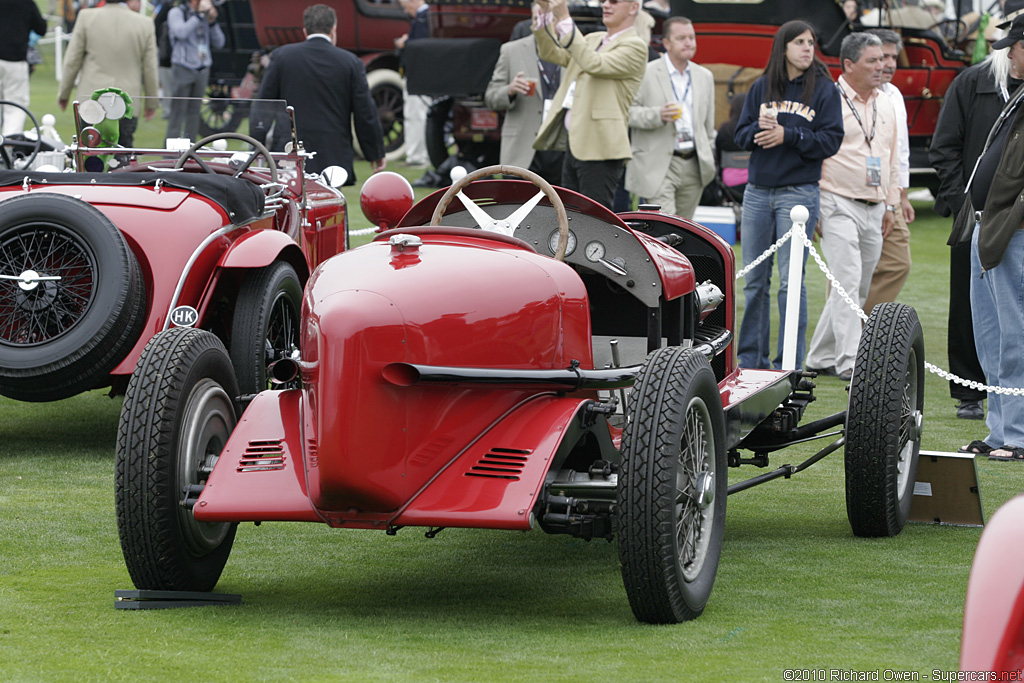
[764,19,830,106]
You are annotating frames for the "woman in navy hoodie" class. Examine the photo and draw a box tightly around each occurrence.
[734,19,844,370]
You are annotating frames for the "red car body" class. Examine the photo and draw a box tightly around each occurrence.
[961,494,1024,674]
[116,169,925,623]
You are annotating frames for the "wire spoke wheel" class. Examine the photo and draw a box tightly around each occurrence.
[230,261,302,394]
[0,224,95,345]
[677,396,716,582]
[618,347,726,624]
[0,193,146,402]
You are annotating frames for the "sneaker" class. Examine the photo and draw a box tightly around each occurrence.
[956,399,984,420]
[837,368,853,382]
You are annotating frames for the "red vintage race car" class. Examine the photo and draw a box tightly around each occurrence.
[0,96,348,403]
[961,494,1024,675]
[115,166,925,623]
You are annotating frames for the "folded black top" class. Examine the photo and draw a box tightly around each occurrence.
[0,170,266,225]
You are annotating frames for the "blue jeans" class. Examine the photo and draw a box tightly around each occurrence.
[970,226,1024,448]
[737,183,820,369]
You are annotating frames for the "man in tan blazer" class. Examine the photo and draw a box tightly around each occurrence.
[532,0,648,209]
[625,16,715,219]
[59,0,158,147]
[485,27,564,185]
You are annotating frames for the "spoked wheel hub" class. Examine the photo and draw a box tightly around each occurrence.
[677,396,717,582]
[895,348,922,501]
[0,224,94,345]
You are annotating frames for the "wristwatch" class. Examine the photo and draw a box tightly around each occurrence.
[885,204,896,213]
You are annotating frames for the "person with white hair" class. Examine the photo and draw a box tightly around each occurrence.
[929,24,1024,427]
[531,0,648,210]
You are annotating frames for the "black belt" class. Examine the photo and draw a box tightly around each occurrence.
[673,149,696,160]
[852,198,880,206]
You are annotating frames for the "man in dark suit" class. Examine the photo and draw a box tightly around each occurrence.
[256,4,386,183]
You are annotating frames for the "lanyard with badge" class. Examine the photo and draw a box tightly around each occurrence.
[669,65,693,149]
[837,82,881,186]
[195,8,210,64]
[537,56,556,122]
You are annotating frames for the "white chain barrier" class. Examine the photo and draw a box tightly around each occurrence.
[738,205,1024,397]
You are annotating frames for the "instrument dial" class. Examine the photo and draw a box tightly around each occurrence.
[548,229,577,257]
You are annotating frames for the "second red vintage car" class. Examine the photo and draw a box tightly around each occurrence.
[0,96,348,403]
[115,165,925,623]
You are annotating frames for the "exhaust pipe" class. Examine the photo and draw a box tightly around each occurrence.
[382,361,639,391]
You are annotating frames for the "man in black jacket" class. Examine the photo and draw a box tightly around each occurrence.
[0,0,47,136]
[255,4,386,182]
[928,45,1023,421]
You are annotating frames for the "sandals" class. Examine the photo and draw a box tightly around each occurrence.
[958,440,993,455]
[989,445,1024,461]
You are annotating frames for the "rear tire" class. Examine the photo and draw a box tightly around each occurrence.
[356,68,405,163]
[229,261,302,395]
[116,327,239,592]
[0,193,146,402]
[426,97,454,169]
[618,347,726,623]
[845,302,924,537]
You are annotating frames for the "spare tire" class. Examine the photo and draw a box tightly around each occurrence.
[0,193,147,402]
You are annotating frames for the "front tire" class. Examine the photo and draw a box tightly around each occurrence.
[116,327,239,592]
[845,302,924,537]
[229,261,302,395]
[618,347,727,624]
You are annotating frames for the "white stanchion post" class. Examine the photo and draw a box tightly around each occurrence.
[781,204,809,371]
[54,26,63,83]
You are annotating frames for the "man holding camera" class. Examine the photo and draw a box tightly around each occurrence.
[165,0,224,142]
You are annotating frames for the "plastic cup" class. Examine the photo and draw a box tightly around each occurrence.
[525,79,537,96]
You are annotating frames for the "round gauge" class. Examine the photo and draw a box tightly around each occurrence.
[548,229,577,257]
[585,241,605,262]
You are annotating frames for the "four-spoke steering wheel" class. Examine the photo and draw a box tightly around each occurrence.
[173,132,278,184]
[429,164,570,260]
[0,100,42,171]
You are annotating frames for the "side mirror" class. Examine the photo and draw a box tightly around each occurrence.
[320,165,348,188]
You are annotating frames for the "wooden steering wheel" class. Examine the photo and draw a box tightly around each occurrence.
[429,164,570,260]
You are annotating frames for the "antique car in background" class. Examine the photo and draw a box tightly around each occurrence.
[0,96,348,403]
[676,0,971,189]
[115,165,925,623]
[217,0,972,184]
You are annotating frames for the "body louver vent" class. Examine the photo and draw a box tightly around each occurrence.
[465,447,531,480]
[238,439,285,472]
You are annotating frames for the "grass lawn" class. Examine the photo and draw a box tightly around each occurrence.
[2,32,1021,683]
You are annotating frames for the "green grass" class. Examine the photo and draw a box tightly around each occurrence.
[2,37,1021,683]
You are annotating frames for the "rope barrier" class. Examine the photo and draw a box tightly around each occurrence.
[736,213,1023,396]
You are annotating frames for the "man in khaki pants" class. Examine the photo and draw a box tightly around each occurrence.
[863,28,913,314]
